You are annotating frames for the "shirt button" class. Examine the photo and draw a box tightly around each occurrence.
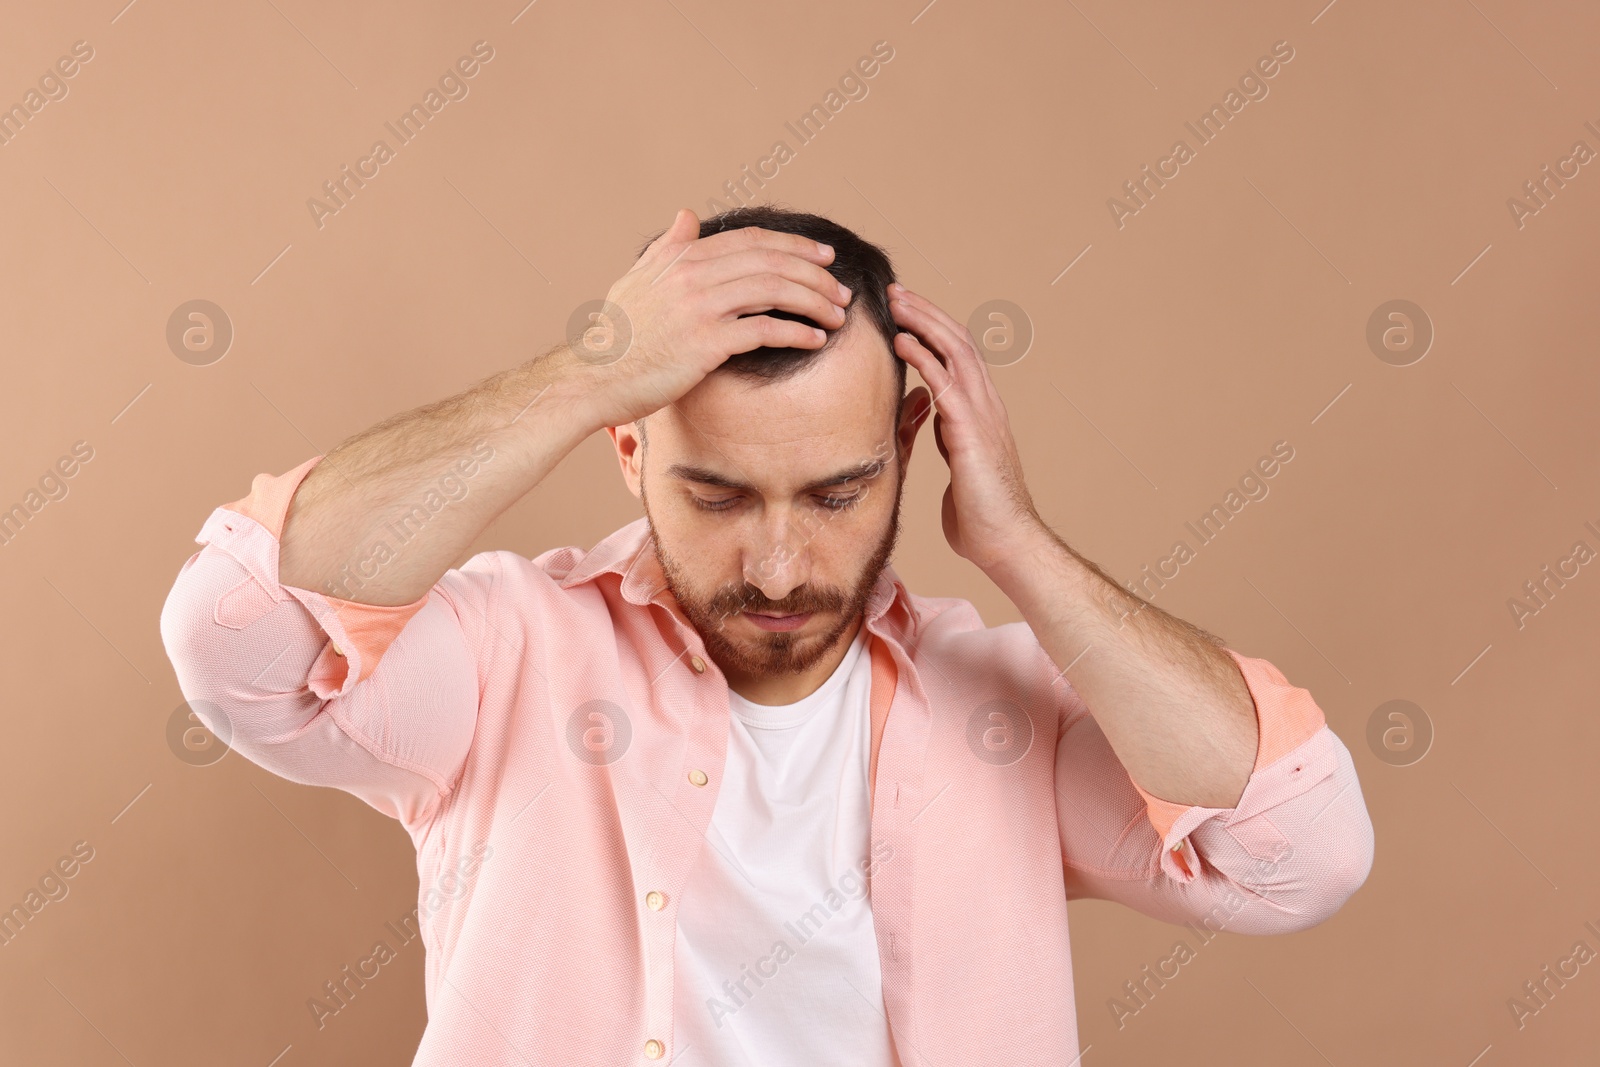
[644,1039,665,1059]
[331,642,345,658]
[690,655,706,673]
[688,769,708,787]
[645,890,666,910]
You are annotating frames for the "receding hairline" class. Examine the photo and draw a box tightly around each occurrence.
[636,387,907,446]
[636,315,905,439]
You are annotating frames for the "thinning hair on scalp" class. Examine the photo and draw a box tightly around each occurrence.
[633,204,908,445]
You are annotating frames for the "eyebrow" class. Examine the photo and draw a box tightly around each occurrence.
[666,457,889,494]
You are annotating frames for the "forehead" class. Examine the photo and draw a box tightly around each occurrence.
[653,319,898,490]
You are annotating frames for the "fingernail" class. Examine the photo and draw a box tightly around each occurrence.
[817,242,834,256]
[838,282,852,301]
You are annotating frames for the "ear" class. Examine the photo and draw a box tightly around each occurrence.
[606,423,644,500]
[895,386,933,469]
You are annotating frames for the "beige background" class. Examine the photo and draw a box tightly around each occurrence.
[2,0,1597,1063]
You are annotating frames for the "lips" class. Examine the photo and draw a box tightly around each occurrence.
[743,610,813,632]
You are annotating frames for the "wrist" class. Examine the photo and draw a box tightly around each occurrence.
[497,343,604,450]
[978,518,1057,583]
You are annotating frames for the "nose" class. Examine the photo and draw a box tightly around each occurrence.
[743,514,812,607]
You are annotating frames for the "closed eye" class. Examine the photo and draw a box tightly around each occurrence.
[692,494,861,513]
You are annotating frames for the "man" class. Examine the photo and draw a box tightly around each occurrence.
[159,205,1374,1065]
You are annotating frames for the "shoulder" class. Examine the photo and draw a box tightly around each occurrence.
[892,587,1057,681]
[447,545,593,594]
[427,546,583,617]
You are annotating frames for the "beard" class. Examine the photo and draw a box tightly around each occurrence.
[642,469,904,680]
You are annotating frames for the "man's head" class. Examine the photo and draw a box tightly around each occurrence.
[632,205,908,445]
[605,206,933,684]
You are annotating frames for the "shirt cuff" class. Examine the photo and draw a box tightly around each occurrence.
[1127,648,1328,879]
[202,453,431,694]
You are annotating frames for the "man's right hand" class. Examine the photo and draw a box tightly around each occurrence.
[572,207,853,431]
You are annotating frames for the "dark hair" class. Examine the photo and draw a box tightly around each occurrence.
[633,204,906,441]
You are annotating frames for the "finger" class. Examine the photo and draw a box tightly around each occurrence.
[890,284,968,346]
[637,207,701,269]
[894,292,1009,409]
[889,304,968,408]
[894,330,956,408]
[687,224,836,269]
[889,292,977,379]
[705,274,849,329]
[887,297,948,373]
[891,288,1003,401]
[692,248,851,310]
[721,313,831,354]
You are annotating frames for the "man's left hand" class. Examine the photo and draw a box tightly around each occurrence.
[887,282,1046,574]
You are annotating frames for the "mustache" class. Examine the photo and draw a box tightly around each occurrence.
[712,588,842,617]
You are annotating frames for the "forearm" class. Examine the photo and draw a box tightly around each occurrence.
[277,341,598,605]
[987,526,1259,809]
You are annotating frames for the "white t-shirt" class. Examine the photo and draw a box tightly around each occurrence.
[672,624,896,1067]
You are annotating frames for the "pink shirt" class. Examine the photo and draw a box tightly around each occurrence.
[159,453,1375,1065]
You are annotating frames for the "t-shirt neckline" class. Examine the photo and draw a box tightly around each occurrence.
[727,624,869,730]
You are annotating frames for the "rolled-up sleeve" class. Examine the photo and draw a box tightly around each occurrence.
[158,454,497,830]
[1058,648,1375,934]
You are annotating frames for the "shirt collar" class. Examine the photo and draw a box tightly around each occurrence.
[555,516,909,634]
